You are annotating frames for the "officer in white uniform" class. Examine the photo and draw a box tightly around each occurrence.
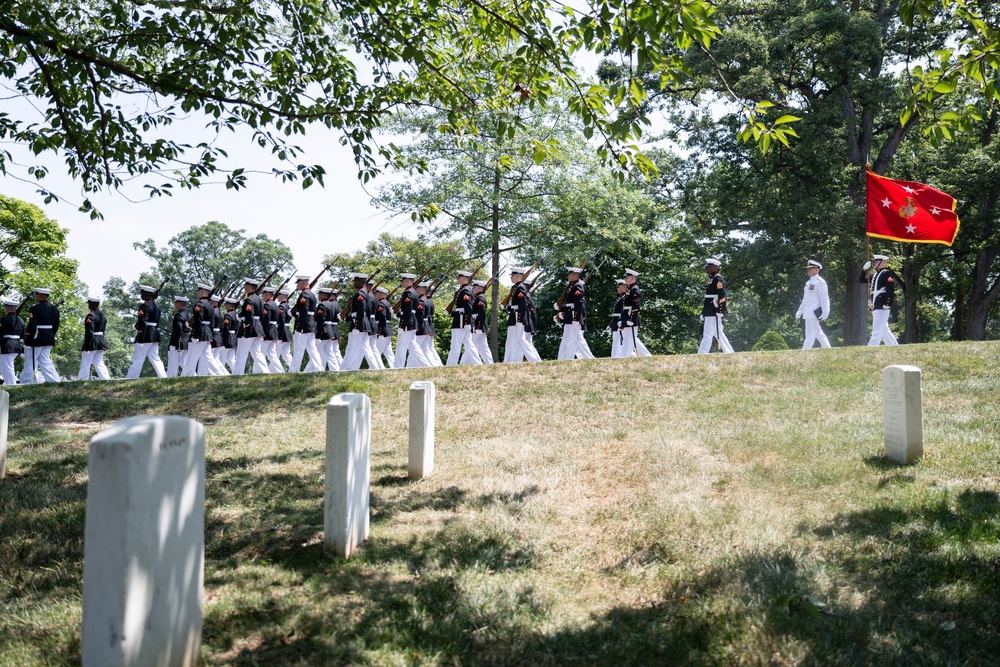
[795,259,831,349]
[860,254,898,346]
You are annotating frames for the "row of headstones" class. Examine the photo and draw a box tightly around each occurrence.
[0,367,922,667]
[12,380,433,667]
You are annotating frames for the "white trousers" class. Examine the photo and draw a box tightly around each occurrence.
[364,334,384,369]
[504,324,541,363]
[290,331,322,373]
[557,322,595,361]
[341,330,368,371]
[375,335,395,369]
[448,327,482,365]
[127,343,167,379]
[234,337,270,375]
[419,336,442,366]
[802,316,832,349]
[21,346,59,384]
[319,339,341,371]
[78,350,110,380]
[261,340,285,373]
[610,328,623,358]
[399,329,430,368]
[279,341,292,366]
[868,309,898,346]
[222,347,236,371]
[617,326,651,357]
[698,317,734,354]
[1,353,17,385]
[469,331,493,364]
[183,340,228,376]
[167,348,187,377]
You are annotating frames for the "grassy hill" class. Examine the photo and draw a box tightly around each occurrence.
[2,342,999,666]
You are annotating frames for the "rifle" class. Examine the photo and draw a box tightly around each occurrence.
[553,250,601,312]
[309,265,332,290]
[14,295,32,316]
[151,276,171,300]
[207,274,228,299]
[256,262,286,294]
[220,281,238,300]
[274,267,298,295]
[425,273,446,298]
[392,264,438,312]
[501,261,540,307]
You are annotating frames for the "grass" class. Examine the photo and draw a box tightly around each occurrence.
[1,342,1000,665]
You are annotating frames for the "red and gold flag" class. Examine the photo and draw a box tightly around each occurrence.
[866,169,960,246]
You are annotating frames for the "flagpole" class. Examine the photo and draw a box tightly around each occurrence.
[865,164,872,307]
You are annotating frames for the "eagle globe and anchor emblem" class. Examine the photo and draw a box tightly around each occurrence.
[898,197,919,218]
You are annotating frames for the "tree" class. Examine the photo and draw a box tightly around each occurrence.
[0,0,721,214]
[0,193,84,378]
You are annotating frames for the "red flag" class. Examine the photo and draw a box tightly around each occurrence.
[866,169,960,246]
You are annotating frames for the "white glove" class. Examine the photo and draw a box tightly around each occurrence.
[795,311,802,319]
[820,316,827,321]
[553,302,560,311]
[862,261,871,271]
[604,327,611,334]
[699,315,705,322]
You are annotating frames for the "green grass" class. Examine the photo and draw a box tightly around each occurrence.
[2,342,1000,665]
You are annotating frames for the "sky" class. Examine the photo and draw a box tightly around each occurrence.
[1,124,409,295]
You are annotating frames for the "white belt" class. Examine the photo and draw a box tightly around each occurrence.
[212,328,221,332]
[454,308,465,312]
[704,294,718,305]
[623,306,632,312]
[91,332,104,336]
[36,325,53,329]
[565,304,574,309]
[146,322,158,326]
[252,316,261,320]
[4,334,20,338]
[510,306,518,311]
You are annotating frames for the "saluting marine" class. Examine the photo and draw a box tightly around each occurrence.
[503,267,542,363]
[289,274,322,373]
[0,298,25,385]
[860,253,898,346]
[698,258,735,354]
[21,287,61,384]
[233,277,270,375]
[556,266,595,361]
[446,270,482,365]
[795,259,832,349]
[469,279,493,364]
[608,279,628,358]
[398,272,431,368]
[167,296,191,377]
[126,284,167,379]
[373,285,395,368]
[77,296,110,381]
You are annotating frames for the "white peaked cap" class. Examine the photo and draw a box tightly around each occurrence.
[350,272,368,280]
[87,295,101,302]
[624,268,640,276]
[615,279,627,285]
[243,277,261,285]
[375,286,389,294]
[139,284,155,292]
[33,287,51,295]
[196,283,212,291]
[873,254,889,261]
[317,287,333,294]
[472,280,486,287]
[209,294,221,301]
[566,266,584,273]
[224,297,238,304]
[704,258,721,267]
[174,296,189,303]
[4,299,19,307]
[806,259,823,269]
[509,267,525,274]
[418,281,431,288]
[400,272,417,280]
[295,274,311,281]
[456,270,473,277]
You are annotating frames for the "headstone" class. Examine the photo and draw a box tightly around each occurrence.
[408,381,435,480]
[82,416,205,667]
[324,393,371,558]
[882,365,923,464]
[0,390,8,479]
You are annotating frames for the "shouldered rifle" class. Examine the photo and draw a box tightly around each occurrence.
[274,268,298,295]
[256,262,286,294]
[309,265,332,290]
[446,257,490,313]
[151,276,171,300]
[14,295,32,316]
[208,274,227,299]
[427,273,448,297]
[221,281,238,300]
[501,261,540,307]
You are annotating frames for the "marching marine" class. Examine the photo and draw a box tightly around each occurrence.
[276,288,294,368]
[698,259,735,354]
[608,279,627,358]
[397,272,431,368]
[0,298,24,384]
[234,277,270,374]
[469,279,493,364]
[21,287,61,384]
[77,296,110,381]
[167,296,191,377]
[795,259,831,349]
[259,286,285,373]
[619,268,651,357]
[184,284,227,376]
[503,267,542,363]
[446,270,482,365]
[125,285,167,379]
[221,297,240,371]
[315,287,339,371]
[556,266,594,361]
[373,285,395,368]
[289,274,322,373]
[416,281,442,366]
[340,273,374,371]
[860,253,898,346]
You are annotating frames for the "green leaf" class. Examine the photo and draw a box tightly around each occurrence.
[773,114,801,125]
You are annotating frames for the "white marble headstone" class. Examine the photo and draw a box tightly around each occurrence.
[0,390,8,479]
[324,393,371,558]
[408,381,435,480]
[82,415,205,667]
[882,365,923,463]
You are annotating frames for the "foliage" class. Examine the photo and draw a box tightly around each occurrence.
[752,330,790,351]
[0,0,723,214]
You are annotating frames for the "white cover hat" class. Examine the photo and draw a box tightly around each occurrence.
[624,268,640,276]
[399,272,417,280]
[243,277,261,285]
[350,272,368,280]
[509,267,525,275]
[566,266,584,273]
[472,280,486,287]
[139,284,155,293]
[196,283,212,291]
[806,259,823,269]
[375,286,389,294]
[86,295,101,302]
[33,287,51,295]
[4,299,19,307]
[456,270,473,278]
[704,258,721,267]
[295,274,311,281]
[873,254,889,261]
[174,296,189,303]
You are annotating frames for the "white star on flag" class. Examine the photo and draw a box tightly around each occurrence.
[930,207,941,215]
[882,197,892,208]
[906,223,917,234]
[903,186,915,193]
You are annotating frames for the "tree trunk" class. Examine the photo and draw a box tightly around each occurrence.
[843,262,870,345]
[964,247,1000,340]
[488,165,502,361]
